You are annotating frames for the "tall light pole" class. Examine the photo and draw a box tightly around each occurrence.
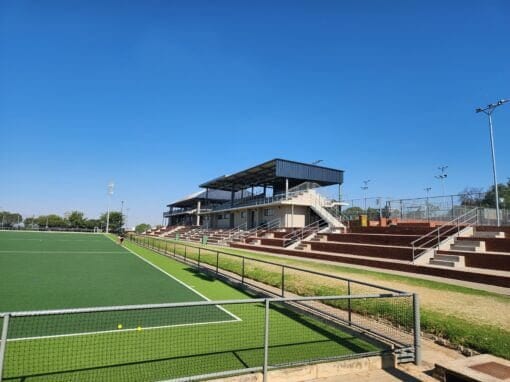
[435,166,448,197]
[105,181,114,233]
[120,200,124,232]
[424,187,432,222]
[476,99,508,227]
[361,180,371,210]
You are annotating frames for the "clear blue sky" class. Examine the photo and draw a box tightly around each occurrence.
[1,1,509,227]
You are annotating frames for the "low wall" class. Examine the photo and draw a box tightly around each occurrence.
[308,241,412,261]
[326,233,419,246]
[349,226,435,235]
[458,237,510,252]
[230,243,510,288]
[437,250,510,271]
[209,354,395,382]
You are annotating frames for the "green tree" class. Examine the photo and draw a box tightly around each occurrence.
[67,211,86,228]
[100,211,124,233]
[0,211,23,227]
[84,219,102,230]
[343,207,364,220]
[36,214,65,228]
[135,223,151,233]
[481,183,510,208]
[459,187,484,206]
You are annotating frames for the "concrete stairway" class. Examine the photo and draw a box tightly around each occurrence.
[429,253,466,268]
[449,238,486,252]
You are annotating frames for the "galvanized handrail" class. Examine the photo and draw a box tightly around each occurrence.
[411,208,480,262]
[282,220,328,247]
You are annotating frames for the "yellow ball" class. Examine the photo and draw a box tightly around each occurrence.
[137,326,142,331]
[117,324,123,329]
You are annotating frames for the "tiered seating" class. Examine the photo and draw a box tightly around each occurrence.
[244,228,300,247]
[430,226,510,271]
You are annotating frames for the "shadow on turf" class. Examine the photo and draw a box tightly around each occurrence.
[186,267,217,282]
[4,337,377,381]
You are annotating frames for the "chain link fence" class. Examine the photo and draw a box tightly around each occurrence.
[0,294,417,382]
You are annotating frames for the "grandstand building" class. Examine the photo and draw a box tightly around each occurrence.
[164,158,345,230]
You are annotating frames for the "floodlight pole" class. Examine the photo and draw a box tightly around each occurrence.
[120,200,124,231]
[106,182,114,233]
[476,99,508,227]
[424,187,431,222]
[361,180,370,211]
[435,166,448,197]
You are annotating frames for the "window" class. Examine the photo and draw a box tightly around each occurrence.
[264,209,274,217]
[240,211,246,218]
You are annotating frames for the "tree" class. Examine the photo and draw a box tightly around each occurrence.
[35,214,65,228]
[84,219,102,230]
[459,187,484,207]
[67,211,86,228]
[135,223,151,233]
[0,211,23,227]
[482,183,510,209]
[100,211,124,233]
[343,207,364,220]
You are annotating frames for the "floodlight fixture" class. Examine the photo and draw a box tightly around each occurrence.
[475,98,508,226]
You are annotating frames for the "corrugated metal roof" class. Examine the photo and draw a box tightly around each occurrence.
[199,158,343,191]
[167,189,247,208]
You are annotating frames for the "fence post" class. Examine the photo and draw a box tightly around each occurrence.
[281,266,285,297]
[198,247,201,268]
[173,242,176,255]
[413,293,421,366]
[184,246,187,262]
[347,281,352,325]
[216,252,219,274]
[263,299,270,382]
[241,257,245,284]
[0,314,10,382]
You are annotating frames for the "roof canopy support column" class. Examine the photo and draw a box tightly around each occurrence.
[285,178,289,198]
[196,201,201,226]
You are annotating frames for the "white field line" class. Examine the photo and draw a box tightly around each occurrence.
[0,230,99,235]
[8,317,240,342]
[0,238,104,242]
[104,235,242,323]
[0,250,124,254]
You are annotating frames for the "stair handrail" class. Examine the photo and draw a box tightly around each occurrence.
[411,207,480,263]
[219,222,248,244]
[282,219,328,247]
[229,218,282,243]
[306,190,344,228]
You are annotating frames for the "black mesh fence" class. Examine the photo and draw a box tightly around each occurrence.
[1,301,263,382]
[128,235,416,347]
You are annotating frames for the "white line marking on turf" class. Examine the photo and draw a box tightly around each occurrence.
[104,235,242,323]
[8,318,239,342]
[0,250,125,254]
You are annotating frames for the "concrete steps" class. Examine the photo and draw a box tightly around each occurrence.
[474,229,505,239]
[449,238,485,252]
[429,253,465,268]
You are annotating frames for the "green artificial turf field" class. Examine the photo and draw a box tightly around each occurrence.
[0,231,385,381]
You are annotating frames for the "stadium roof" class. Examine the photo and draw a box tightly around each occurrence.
[199,158,344,192]
[167,189,246,208]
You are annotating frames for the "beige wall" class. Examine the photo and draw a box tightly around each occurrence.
[207,204,311,229]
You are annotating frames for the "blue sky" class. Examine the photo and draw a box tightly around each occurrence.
[1,1,509,227]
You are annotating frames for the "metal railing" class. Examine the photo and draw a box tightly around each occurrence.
[218,222,248,245]
[282,220,329,247]
[0,290,420,382]
[209,191,305,212]
[127,235,421,368]
[411,208,480,262]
